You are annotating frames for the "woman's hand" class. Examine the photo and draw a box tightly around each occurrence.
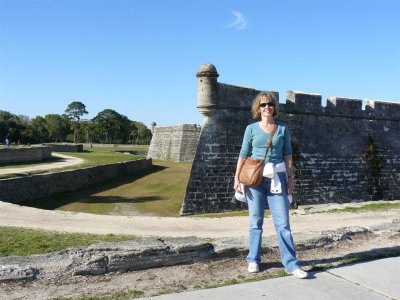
[287,177,294,195]
[234,157,246,194]
[234,176,243,194]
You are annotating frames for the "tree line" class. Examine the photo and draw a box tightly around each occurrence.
[0,101,152,145]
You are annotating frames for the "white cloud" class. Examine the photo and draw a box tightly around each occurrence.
[227,11,247,30]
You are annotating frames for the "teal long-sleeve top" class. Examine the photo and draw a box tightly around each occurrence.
[239,121,292,165]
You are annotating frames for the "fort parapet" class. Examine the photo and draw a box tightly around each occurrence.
[147,124,201,162]
[180,64,400,215]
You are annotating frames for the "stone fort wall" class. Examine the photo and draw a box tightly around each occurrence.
[0,158,152,203]
[180,64,400,215]
[0,146,52,163]
[42,143,83,152]
[147,124,201,162]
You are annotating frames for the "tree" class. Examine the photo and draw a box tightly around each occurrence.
[31,116,49,143]
[131,121,152,144]
[44,114,70,142]
[92,109,129,144]
[65,101,88,121]
[80,119,96,143]
[18,115,31,126]
[65,101,88,143]
[128,122,138,144]
[0,110,26,144]
[1,106,150,145]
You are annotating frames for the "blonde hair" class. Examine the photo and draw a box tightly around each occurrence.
[251,92,279,120]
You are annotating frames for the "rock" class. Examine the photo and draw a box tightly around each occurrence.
[0,264,38,281]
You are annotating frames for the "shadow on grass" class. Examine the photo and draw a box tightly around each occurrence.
[77,150,92,153]
[21,164,168,210]
[78,195,165,204]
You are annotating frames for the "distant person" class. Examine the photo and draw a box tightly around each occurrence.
[233,91,308,279]
[5,137,10,147]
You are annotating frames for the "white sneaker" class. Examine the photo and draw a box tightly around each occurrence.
[291,268,308,279]
[248,262,259,273]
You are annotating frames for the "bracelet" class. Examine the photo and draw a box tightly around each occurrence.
[287,175,294,178]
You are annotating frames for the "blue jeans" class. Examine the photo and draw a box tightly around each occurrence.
[245,173,300,272]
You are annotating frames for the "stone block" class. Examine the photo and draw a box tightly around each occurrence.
[0,264,38,282]
[285,91,322,113]
[326,96,363,117]
[364,99,400,120]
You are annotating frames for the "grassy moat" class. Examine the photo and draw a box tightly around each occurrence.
[21,159,192,217]
[3,145,400,219]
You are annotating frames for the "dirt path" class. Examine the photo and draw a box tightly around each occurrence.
[0,153,84,175]
[0,201,399,238]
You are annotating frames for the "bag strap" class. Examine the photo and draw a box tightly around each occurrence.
[262,124,277,161]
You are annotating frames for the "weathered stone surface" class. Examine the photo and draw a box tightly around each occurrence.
[42,143,83,152]
[147,124,201,162]
[161,236,213,253]
[0,158,152,203]
[0,146,52,163]
[87,239,167,254]
[73,254,108,276]
[181,64,400,214]
[368,218,400,232]
[1,226,399,283]
[0,264,38,282]
[294,227,371,250]
[213,227,372,257]
[0,237,214,282]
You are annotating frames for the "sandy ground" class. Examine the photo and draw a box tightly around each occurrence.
[1,230,399,300]
[0,153,84,175]
[0,201,399,239]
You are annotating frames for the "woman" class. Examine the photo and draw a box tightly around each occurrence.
[233,91,308,279]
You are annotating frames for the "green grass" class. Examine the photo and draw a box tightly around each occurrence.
[196,210,272,218]
[196,211,249,218]
[54,289,145,300]
[0,146,149,179]
[195,201,400,219]
[22,160,192,217]
[197,269,289,290]
[317,202,400,214]
[151,289,182,297]
[0,226,139,257]
[63,145,149,167]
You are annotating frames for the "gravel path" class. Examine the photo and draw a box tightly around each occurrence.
[1,201,399,238]
[0,153,84,175]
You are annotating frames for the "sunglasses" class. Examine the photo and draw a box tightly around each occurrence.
[259,102,275,108]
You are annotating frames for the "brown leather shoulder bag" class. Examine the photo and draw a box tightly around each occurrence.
[239,124,277,187]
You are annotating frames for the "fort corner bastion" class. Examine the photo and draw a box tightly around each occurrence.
[180,63,400,215]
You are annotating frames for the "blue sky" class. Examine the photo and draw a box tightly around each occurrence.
[1,0,399,128]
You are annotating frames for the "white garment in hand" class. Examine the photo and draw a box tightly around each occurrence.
[234,183,246,202]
